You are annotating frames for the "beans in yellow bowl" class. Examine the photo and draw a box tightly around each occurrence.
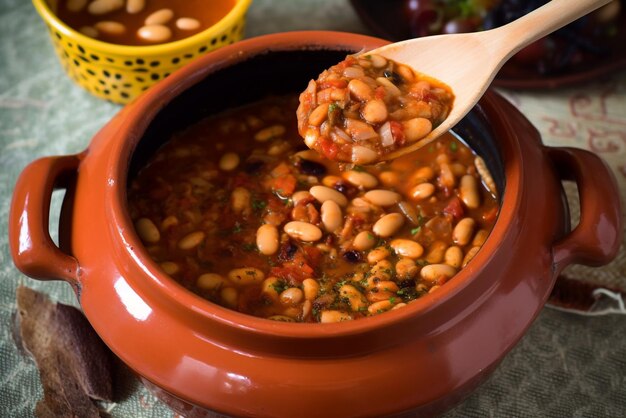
[33,0,251,104]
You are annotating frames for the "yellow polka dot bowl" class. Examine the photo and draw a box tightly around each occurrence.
[32,0,252,105]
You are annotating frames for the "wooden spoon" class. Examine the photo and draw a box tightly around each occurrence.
[371,0,612,160]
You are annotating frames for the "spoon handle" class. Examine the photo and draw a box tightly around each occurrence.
[494,0,613,61]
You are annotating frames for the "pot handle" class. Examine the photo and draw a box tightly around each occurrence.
[548,147,623,273]
[9,154,81,284]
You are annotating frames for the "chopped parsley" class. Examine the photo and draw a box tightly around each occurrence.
[242,242,257,252]
[271,281,289,294]
[251,199,267,211]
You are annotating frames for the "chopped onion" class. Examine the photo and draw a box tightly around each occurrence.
[379,121,394,147]
[330,127,351,144]
[398,201,421,225]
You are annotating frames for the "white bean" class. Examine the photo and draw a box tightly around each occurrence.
[177,231,205,250]
[366,281,399,302]
[321,200,343,233]
[367,246,390,264]
[420,264,457,282]
[231,187,251,215]
[351,145,378,165]
[268,315,296,322]
[395,258,418,279]
[367,261,393,283]
[67,0,87,12]
[390,239,424,259]
[284,221,323,242]
[368,300,394,315]
[444,246,463,268]
[373,213,404,237]
[137,24,172,43]
[304,128,319,148]
[353,230,376,251]
[145,8,174,25]
[376,77,401,96]
[396,64,415,82]
[94,21,126,36]
[302,278,320,301]
[403,118,432,142]
[309,185,348,207]
[255,125,285,142]
[135,218,160,243]
[176,17,201,31]
[460,175,480,209]
[348,79,373,101]
[228,268,265,286]
[126,0,145,14]
[452,218,476,246]
[307,103,330,126]
[256,224,279,255]
[280,287,304,305]
[320,310,353,323]
[220,287,238,308]
[439,162,455,189]
[219,152,240,171]
[339,284,367,312]
[159,261,180,275]
[343,66,365,79]
[161,215,179,230]
[410,166,435,183]
[197,273,228,290]
[321,175,341,188]
[425,241,447,264]
[379,171,399,187]
[368,54,387,68]
[79,26,99,38]
[361,99,387,124]
[342,170,378,189]
[364,189,401,206]
[261,277,281,301]
[475,156,497,197]
[409,182,435,201]
[267,139,292,156]
[473,229,489,247]
[88,0,123,15]
[462,246,480,267]
[292,191,312,205]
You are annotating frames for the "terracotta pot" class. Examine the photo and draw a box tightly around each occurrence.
[9,32,623,418]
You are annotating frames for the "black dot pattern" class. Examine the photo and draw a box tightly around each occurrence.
[46,20,247,104]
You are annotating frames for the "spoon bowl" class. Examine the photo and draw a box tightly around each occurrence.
[367,0,612,160]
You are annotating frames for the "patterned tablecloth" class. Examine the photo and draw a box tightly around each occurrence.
[1,1,625,417]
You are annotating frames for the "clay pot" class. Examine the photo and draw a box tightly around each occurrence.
[9,32,622,418]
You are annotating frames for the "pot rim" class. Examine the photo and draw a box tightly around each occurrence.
[107,30,523,339]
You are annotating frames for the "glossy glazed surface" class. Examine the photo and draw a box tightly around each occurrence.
[9,32,622,417]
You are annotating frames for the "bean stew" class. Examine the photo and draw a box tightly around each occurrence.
[128,95,498,323]
[297,54,454,164]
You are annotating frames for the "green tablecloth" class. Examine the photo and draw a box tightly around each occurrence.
[1,1,625,417]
